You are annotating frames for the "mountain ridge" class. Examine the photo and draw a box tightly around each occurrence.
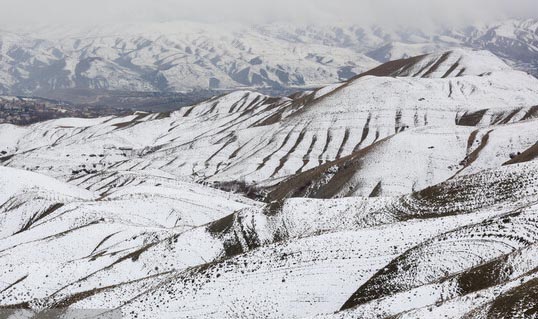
[1,19,538,96]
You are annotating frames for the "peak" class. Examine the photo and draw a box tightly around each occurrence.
[357,49,511,79]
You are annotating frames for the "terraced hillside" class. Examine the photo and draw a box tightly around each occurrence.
[0,49,538,318]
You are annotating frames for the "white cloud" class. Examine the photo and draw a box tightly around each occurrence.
[0,0,537,29]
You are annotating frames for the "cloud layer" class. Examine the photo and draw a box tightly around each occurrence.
[1,0,537,29]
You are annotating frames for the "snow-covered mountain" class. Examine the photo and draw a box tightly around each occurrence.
[1,19,538,95]
[1,49,538,318]
[0,22,378,94]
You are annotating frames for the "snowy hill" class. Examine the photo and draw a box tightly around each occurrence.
[0,49,538,318]
[2,49,536,191]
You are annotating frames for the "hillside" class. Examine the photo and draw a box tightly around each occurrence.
[0,49,537,318]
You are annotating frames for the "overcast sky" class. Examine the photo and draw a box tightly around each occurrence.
[1,0,537,29]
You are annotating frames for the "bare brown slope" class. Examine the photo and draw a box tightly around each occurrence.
[504,142,538,166]
[348,54,428,80]
[264,138,389,202]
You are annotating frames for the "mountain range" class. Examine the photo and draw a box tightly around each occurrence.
[0,48,537,318]
[1,19,538,96]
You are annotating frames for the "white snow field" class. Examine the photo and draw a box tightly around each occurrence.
[0,49,537,318]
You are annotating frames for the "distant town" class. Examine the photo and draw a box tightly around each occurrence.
[0,96,129,125]
[0,88,295,126]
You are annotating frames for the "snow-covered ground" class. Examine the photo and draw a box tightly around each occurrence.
[0,49,537,318]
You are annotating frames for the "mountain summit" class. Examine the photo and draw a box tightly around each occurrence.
[360,49,511,78]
